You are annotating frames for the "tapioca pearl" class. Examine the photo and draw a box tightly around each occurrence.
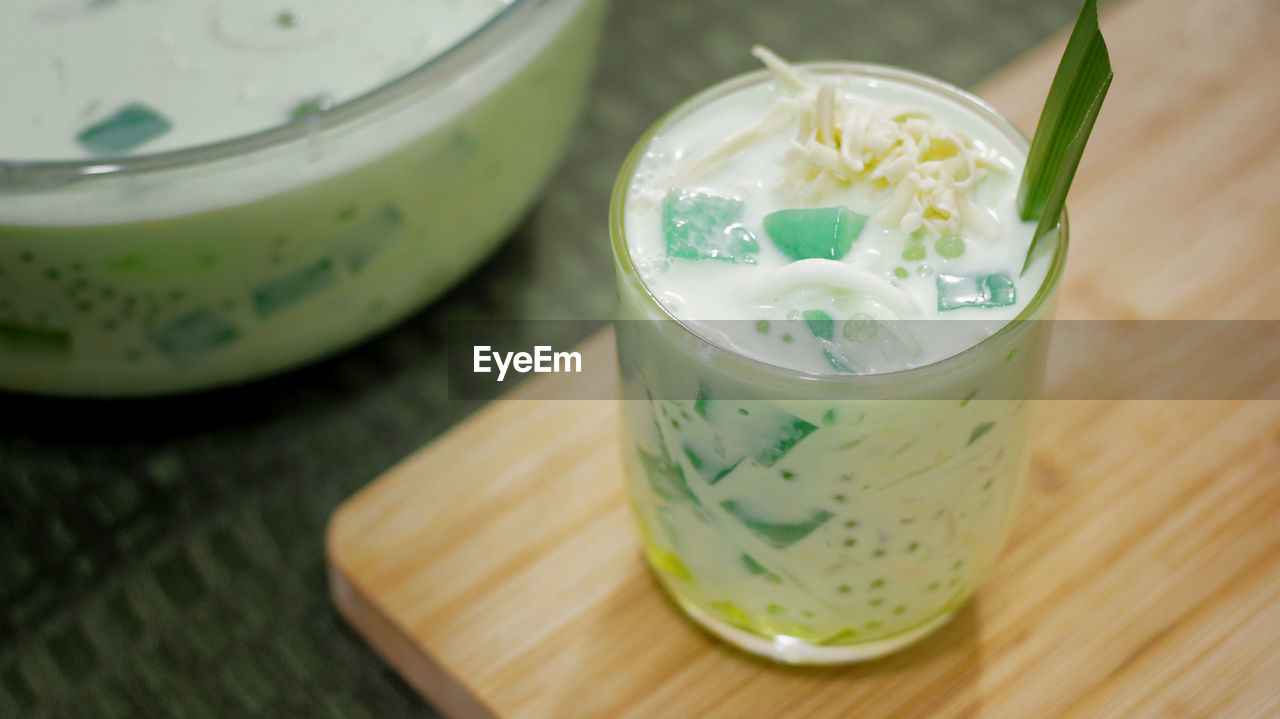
[935,235,965,258]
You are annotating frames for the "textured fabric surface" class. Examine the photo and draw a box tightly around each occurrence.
[1,1,1084,716]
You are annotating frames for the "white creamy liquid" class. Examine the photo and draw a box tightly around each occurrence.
[0,0,511,159]
[624,51,1054,373]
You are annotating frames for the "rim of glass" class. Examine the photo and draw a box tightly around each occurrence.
[609,61,1070,387]
[0,0,544,180]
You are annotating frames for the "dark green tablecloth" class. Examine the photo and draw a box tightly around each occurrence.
[1,1,1084,716]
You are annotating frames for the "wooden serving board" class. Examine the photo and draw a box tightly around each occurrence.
[327,0,1280,716]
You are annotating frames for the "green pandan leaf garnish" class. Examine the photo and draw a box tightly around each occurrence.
[1017,0,1113,274]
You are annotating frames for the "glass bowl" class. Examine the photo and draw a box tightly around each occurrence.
[0,0,609,396]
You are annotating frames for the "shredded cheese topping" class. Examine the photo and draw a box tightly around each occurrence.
[668,46,1010,239]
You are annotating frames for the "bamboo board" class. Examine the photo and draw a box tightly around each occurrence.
[327,0,1280,716]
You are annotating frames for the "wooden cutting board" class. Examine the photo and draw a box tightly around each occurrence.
[326,0,1280,716]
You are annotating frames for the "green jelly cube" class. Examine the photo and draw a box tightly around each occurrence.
[686,386,818,470]
[763,206,867,261]
[0,321,72,355]
[663,189,759,262]
[802,309,835,340]
[968,421,996,446]
[741,553,769,576]
[682,446,740,485]
[720,500,833,549]
[822,347,858,373]
[936,273,1017,311]
[638,445,700,505]
[146,309,240,361]
[760,417,815,466]
[335,204,404,272]
[251,259,338,319]
[693,383,712,419]
[76,103,172,155]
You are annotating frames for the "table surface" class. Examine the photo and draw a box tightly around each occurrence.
[0,0,1266,717]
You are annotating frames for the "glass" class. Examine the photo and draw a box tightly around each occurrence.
[0,0,607,396]
[609,63,1067,664]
